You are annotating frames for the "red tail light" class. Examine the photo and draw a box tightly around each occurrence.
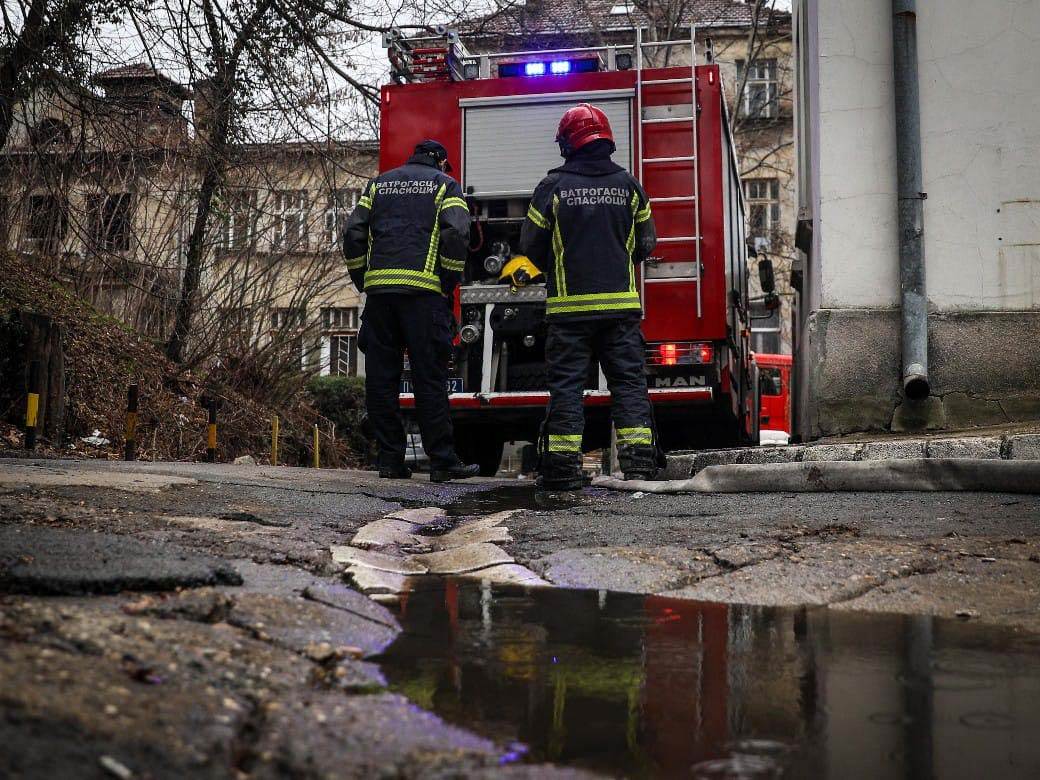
[646,342,715,366]
[659,343,678,366]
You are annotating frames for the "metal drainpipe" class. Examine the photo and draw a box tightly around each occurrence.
[893,0,930,400]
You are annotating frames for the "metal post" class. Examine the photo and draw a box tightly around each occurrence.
[271,416,279,466]
[312,424,320,469]
[893,0,930,400]
[25,360,41,451]
[124,384,139,461]
[206,398,217,462]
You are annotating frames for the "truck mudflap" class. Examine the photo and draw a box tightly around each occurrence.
[399,387,714,410]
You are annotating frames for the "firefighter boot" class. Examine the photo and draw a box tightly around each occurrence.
[619,444,659,482]
[537,452,585,491]
[379,464,413,479]
[430,461,481,483]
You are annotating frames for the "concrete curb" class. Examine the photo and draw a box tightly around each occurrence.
[595,459,1040,494]
[661,432,1040,480]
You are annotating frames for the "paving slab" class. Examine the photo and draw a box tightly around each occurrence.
[344,566,412,595]
[859,439,928,460]
[384,507,447,525]
[329,546,428,574]
[0,525,241,595]
[0,464,197,492]
[925,436,1003,459]
[413,542,514,574]
[801,443,865,462]
[538,546,720,593]
[462,563,550,587]
[1009,433,1040,460]
[350,518,421,549]
[430,523,512,549]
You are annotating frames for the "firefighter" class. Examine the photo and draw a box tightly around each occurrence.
[342,139,480,482]
[520,104,662,489]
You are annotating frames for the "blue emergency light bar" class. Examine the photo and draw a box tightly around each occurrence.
[498,58,599,78]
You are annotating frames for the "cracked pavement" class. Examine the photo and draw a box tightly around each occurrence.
[1,458,1039,777]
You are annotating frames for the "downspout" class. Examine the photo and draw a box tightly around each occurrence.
[892,0,930,400]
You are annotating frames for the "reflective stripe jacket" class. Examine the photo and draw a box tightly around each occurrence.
[520,153,656,319]
[342,155,470,296]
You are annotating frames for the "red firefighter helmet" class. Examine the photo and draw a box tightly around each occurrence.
[555,103,615,156]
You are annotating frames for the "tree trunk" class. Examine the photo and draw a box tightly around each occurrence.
[165,76,232,364]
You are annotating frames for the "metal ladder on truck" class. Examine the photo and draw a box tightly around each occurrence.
[635,25,703,319]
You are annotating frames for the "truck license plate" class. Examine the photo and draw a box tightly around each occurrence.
[400,378,464,394]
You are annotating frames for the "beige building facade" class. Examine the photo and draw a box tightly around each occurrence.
[0,65,378,378]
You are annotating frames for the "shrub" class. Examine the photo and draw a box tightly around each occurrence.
[306,375,371,460]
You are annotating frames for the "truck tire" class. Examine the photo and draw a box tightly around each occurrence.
[455,433,505,477]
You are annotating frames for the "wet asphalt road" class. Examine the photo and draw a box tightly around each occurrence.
[1,458,1039,778]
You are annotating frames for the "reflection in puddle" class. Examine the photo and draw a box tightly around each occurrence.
[379,581,1040,778]
[445,484,596,516]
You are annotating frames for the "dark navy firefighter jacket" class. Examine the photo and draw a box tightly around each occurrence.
[520,148,657,319]
[343,154,470,296]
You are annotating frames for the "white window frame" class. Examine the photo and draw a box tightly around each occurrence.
[218,189,257,252]
[738,58,779,120]
[743,178,780,252]
[324,188,359,249]
[272,189,310,252]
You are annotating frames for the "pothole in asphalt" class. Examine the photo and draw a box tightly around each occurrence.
[445,483,598,516]
[376,579,1040,778]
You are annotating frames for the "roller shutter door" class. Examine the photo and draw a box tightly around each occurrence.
[462,93,632,197]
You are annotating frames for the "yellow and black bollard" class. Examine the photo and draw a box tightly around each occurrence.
[206,398,218,463]
[124,384,139,461]
[24,360,40,451]
[312,424,320,469]
[271,416,279,466]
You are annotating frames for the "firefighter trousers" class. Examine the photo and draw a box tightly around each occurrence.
[542,315,655,475]
[358,293,458,470]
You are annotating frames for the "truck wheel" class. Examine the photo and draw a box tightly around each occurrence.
[456,434,505,477]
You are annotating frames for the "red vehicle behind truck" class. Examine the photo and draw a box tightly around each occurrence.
[381,29,760,474]
[754,353,792,440]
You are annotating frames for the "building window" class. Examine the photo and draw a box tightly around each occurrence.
[324,189,359,248]
[321,306,359,376]
[85,193,133,252]
[609,3,634,14]
[758,366,782,397]
[744,178,780,252]
[219,190,257,252]
[272,190,309,251]
[737,58,779,119]
[30,118,72,147]
[24,194,68,253]
[750,302,781,354]
[322,306,358,330]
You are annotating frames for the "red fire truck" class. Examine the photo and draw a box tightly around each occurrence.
[381,29,761,474]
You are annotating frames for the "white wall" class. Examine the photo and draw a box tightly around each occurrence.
[814,0,1040,311]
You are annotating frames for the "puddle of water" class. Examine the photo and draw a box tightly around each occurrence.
[446,483,596,516]
[379,581,1040,778]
